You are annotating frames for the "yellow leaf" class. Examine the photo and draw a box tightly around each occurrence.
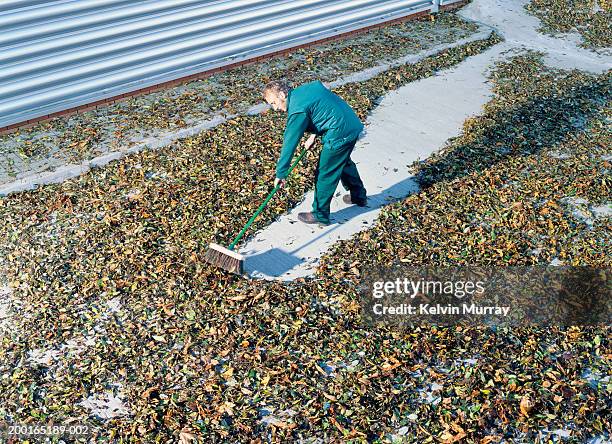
[323,392,337,402]
[228,294,248,301]
[520,396,533,416]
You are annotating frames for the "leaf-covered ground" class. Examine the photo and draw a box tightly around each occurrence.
[0,32,610,444]
[0,13,477,181]
[525,0,611,49]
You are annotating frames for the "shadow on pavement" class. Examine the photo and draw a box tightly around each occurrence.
[244,177,420,278]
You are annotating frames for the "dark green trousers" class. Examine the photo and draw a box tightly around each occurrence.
[311,138,367,224]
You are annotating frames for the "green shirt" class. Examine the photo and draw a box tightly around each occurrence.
[276,81,364,179]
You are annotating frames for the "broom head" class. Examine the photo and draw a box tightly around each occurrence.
[204,243,244,275]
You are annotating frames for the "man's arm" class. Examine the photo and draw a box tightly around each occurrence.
[276,112,309,179]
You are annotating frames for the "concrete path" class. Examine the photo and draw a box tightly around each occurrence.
[241,0,611,280]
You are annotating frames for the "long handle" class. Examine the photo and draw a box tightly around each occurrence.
[228,149,308,250]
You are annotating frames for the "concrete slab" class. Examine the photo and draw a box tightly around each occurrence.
[465,0,611,73]
[240,0,612,280]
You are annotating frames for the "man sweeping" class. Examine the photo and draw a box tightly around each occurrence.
[263,80,367,226]
[204,80,368,274]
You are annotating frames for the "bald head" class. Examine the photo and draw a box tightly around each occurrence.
[263,81,290,112]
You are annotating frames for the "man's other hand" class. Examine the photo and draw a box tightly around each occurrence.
[304,133,316,150]
[274,178,286,189]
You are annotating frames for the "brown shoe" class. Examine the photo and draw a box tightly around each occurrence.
[298,212,329,225]
[342,194,367,207]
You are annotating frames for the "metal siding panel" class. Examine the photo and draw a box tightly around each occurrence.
[0,0,464,128]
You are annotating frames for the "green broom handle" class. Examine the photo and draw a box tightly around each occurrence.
[228,149,308,250]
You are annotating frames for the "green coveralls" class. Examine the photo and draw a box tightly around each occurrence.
[276,80,366,225]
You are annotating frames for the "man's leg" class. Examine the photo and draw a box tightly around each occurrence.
[340,157,367,202]
[311,139,360,224]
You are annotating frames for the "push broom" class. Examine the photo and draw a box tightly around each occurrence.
[204,148,308,274]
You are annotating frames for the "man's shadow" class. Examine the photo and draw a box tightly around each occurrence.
[243,177,420,278]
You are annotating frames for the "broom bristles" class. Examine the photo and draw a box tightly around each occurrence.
[204,243,244,275]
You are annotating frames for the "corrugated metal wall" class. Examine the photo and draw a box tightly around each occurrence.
[0,0,463,129]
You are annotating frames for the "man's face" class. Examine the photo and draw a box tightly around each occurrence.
[264,90,287,112]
